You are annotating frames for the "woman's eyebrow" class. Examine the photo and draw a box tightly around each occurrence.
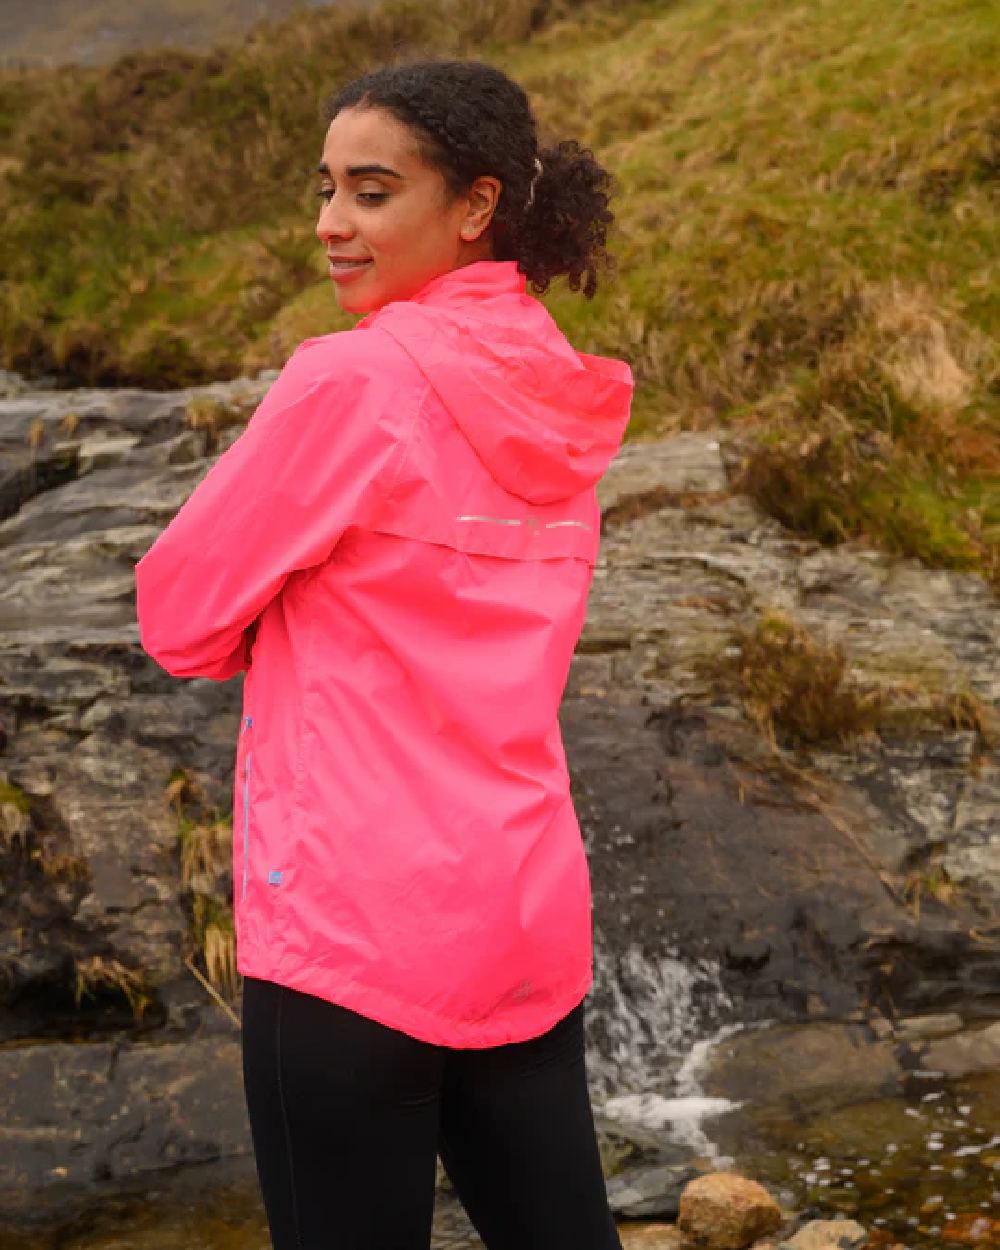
[315,161,405,179]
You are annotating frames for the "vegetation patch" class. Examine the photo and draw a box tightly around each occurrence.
[702,609,998,754]
[72,954,152,1021]
[0,779,32,852]
[167,766,238,1002]
[184,391,259,453]
[190,892,239,1003]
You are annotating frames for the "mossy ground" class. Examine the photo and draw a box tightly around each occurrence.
[1,0,997,584]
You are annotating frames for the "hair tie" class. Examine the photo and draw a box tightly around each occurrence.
[525,157,543,210]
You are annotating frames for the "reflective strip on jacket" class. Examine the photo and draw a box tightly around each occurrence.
[135,260,634,1047]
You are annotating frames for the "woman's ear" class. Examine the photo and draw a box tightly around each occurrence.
[460,175,502,241]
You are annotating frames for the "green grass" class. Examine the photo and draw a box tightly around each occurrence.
[0,0,997,585]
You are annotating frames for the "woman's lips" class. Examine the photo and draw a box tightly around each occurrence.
[328,258,373,282]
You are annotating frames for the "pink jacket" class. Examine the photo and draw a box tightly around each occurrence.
[135,260,633,1046]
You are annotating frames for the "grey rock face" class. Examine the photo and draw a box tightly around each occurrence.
[0,379,268,1044]
[0,1035,248,1197]
[579,433,999,1031]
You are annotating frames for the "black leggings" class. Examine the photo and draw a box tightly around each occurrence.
[241,976,623,1250]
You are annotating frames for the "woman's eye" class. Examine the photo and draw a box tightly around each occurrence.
[314,188,388,205]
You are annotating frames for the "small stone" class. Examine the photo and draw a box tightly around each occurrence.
[937,1213,999,1244]
[920,1021,1000,1078]
[677,1172,782,1250]
[869,1015,894,1041]
[618,1224,691,1248]
[607,1161,693,1219]
[894,1012,963,1041]
[781,1218,867,1249]
[76,434,141,474]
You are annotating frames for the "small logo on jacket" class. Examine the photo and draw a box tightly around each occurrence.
[513,979,532,1001]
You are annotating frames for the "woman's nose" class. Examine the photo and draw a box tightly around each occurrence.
[315,197,354,243]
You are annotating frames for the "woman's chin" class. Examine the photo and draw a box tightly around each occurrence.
[334,288,379,315]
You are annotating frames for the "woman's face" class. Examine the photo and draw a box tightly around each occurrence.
[315,105,500,315]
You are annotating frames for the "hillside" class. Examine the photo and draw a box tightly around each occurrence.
[0,0,997,585]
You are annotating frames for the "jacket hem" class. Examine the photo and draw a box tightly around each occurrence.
[236,950,593,1049]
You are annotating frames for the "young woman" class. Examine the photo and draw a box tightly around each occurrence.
[136,58,633,1250]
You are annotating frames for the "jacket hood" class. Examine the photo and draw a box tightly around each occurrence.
[361,260,634,505]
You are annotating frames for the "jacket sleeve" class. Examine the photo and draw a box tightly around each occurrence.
[134,337,412,680]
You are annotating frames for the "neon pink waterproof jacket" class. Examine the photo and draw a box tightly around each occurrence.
[135,260,633,1046]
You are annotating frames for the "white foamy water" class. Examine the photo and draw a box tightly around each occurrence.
[585,936,758,1164]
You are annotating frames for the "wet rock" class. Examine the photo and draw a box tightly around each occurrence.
[677,1171,782,1249]
[75,434,142,475]
[893,1011,963,1041]
[699,1022,903,1112]
[938,1214,1000,1245]
[917,1019,1000,1077]
[0,1034,249,1212]
[607,1160,699,1218]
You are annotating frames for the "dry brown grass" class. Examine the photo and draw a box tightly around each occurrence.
[165,767,239,1000]
[191,893,238,1001]
[72,954,152,1020]
[184,393,257,451]
[703,609,999,754]
[30,845,90,883]
[726,611,885,750]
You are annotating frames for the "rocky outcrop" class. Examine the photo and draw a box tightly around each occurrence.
[577,432,999,1033]
[0,379,266,1041]
[0,378,997,1228]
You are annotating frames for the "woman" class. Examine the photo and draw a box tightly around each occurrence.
[135,58,633,1250]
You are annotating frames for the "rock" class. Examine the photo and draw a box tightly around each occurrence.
[917,1020,1000,1077]
[780,1219,867,1249]
[937,1214,1000,1245]
[677,1171,782,1249]
[619,1224,692,1248]
[0,369,27,399]
[75,434,142,475]
[699,1021,903,1112]
[0,1034,250,1205]
[893,1011,963,1041]
[576,432,1000,1044]
[607,1161,699,1219]
[869,1015,894,1040]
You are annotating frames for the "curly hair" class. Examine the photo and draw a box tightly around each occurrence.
[323,59,616,299]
